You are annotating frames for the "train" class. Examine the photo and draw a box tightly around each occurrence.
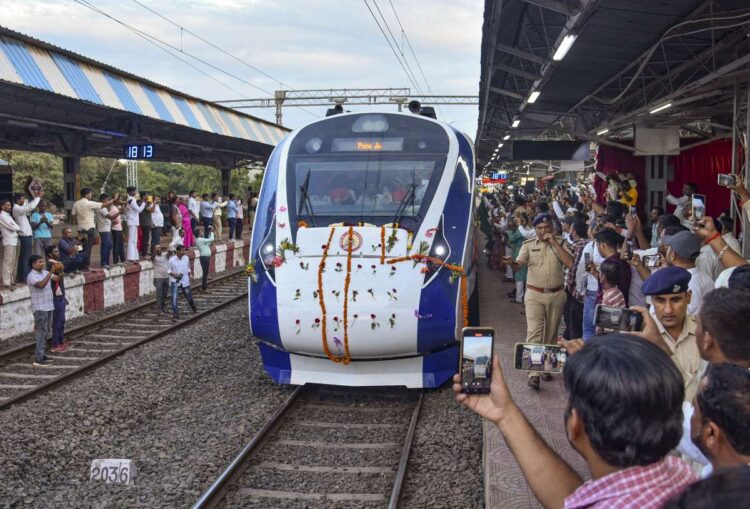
[248,107,477,388]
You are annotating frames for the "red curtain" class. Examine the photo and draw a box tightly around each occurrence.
[594,144,646,212]
[668,139,735,219]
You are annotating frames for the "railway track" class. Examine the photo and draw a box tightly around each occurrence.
[0,270,248,410]
[193,385,424,509]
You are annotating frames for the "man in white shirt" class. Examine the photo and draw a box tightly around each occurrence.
[666,182,698,224]
[151,195,164,252]
[168,244,196,320]
[125,186,146,262]
[72,188,114,269]
[96,193,119,268]
[12,192,41,283]
[665,231,714,316]
[187,190,200,236]
[0,198,22,288]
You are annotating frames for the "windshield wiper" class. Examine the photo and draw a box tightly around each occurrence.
[297,170,318,227]
[391,183,416,226]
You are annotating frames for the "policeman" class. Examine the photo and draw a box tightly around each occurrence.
[504,213,573,389]
[641,266,701,401]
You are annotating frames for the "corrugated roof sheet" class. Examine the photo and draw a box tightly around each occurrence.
[0,25,287,146]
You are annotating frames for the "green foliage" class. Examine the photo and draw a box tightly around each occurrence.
[0,149,265,206]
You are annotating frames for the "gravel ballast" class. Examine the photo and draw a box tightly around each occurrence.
[0,298,484,508]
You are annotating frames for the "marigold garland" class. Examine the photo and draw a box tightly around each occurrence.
[387,254,469,327]
[317,228,341,363]
[341,226,354,364]
[379,226,386,265]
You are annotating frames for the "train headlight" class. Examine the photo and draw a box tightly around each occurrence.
[262,243,275,255]
[352,114,389,133]
[305,137,322,153]
[433,244,447,258]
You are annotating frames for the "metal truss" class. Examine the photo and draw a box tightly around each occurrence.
[572,0,750,136]
[217,88,477,124]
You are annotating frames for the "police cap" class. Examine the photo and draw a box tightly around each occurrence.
[641,266,692,296]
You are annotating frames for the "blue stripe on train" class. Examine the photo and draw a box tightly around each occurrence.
[249,139,287,345]
[258,342,292,383]
[422,344,460,388]
[416,137,474,353]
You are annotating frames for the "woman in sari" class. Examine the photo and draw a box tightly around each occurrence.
[178,197,194,248]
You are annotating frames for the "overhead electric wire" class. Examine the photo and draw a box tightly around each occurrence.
[71,0,319,120]
[363,0,426,99]
[127,0,320,119]
[385,0,447,120]
[370,0,425,96]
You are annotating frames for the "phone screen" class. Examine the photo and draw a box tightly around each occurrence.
[594,305,644,332]
[514,343,566,373]
[460,328,494,394]
[691,194,706,220]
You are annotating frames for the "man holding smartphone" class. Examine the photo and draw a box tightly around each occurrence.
[503,213,573,389]
[454,334,695,508]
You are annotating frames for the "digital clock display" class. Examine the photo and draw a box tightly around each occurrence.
[123,144,155,160]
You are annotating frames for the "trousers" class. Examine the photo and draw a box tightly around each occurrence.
[201,217,212,238]
[563,289,584,340]
[33,310,52,361]
[212,214,222,239]
[154,278,169,313]
[127,224,139,261]
[17,235,33,283]
[34,237,52,259]
[524,288,565,378]
[99,231,113,267]
[112,230,125,264]
[2,244,17,287]
[228,217,237,240]
[139,225,151,256]
[235,217,243,239]
[151,226,162,249]
[200,256,210,290]
[82,228,96,269]
[582,290,598,341]
[52,296,66,346]
[171,283,196,317]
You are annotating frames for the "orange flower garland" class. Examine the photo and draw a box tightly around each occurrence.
[317,228,341,363]
[387,254,469,327]
[379,226,386,265]
[341,226,354,364]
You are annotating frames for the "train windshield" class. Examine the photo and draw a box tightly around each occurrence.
[286,113,450,227]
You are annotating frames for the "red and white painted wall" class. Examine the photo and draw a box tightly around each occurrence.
[0,240,250,341]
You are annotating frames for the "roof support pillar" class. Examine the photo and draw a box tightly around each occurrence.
[221,168,232,197]
[63,156,80,212]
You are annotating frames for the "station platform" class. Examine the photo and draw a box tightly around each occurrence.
[477,255,589,508]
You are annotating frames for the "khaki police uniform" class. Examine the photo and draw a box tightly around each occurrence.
[652,312,702,401]
[516,236,570,356]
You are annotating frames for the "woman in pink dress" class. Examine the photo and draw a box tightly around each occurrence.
[178,198,194,248]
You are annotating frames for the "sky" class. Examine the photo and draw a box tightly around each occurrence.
[3,0,482,137]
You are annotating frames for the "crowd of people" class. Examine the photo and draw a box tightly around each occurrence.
[468,171,750,507]
[0,185,260,367]
[0,186,259,288]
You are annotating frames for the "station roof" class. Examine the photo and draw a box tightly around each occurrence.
[477,0,750,168]
[0,26,289,166]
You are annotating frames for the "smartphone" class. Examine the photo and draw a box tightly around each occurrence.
[584,253,592,267]
[460,327,495,394]
[717,173,738,187]
[643,254,661,268]
[629,206,637,216]
[691,194,706,221]
[514,343,566,374]
[594,305,644,332]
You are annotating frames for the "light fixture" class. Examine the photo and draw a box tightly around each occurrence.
[596,128,610,136]
[552,34,577,61]
[498,143,503,148]
[528,91,540,104]
[649,102,672,114]
[503,134,510,140]
[7,119,39,128]
[512,119,520,128]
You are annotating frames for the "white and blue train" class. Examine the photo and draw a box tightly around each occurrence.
[249,108,477,388]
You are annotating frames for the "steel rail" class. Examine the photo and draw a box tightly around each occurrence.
[191,386,304,509]
[388,391,424,509]
[0,268,244,361]
[0,271,248,410]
